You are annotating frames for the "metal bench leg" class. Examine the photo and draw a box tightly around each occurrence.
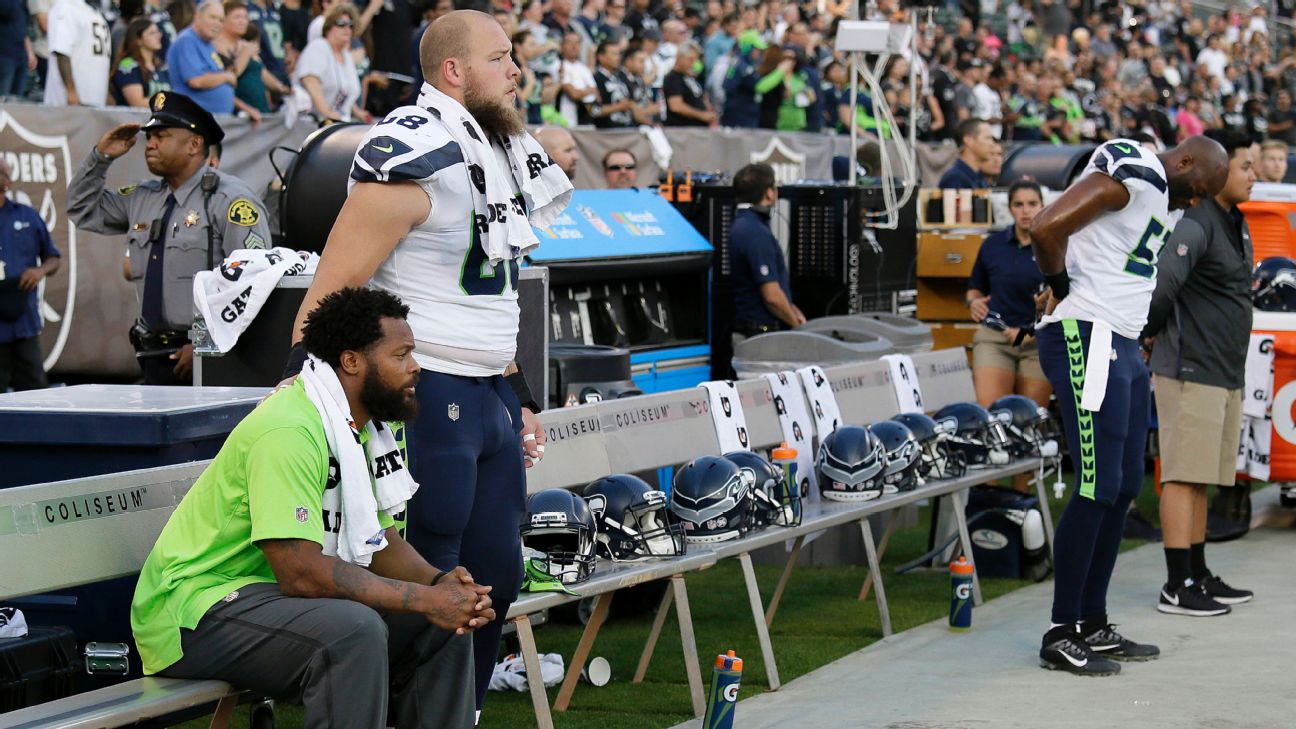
[553,592,613,712]
[1033,464,1056,554]
[948,488,983,606]
[858,513,898,601]
[670,575,707,718]
[633,582,676,683]
[208,694,238,729]
[858,518,893,637]
[512,616,555,729]
[764,534,805,626]
[737,552,781,690]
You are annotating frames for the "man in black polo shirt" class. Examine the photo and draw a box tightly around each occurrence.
[938,118,994,189]
[729,163,803,342]
[663,41,714,127]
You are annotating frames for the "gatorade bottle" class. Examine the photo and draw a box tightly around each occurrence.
[949,556,974,631]
[771,442,801,525]
[703,650,743,729]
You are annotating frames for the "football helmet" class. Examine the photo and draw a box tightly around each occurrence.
[867,420,923,493]
[1253,257,1296,312]
[583,474,686,560]
[891,412,966,480]
[520,489,597,585]
[934,402,1012,468]
[816,425,887,502]
[989,395,1059,458]
[724,450,802,528]
[670,455,755,543]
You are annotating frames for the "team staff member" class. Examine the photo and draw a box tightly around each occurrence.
[285,10,568,715]
[967,179,1050,410]
[603,148,638,189]
[131,288,488,729]
[938,118,994,189]
[68,91,272,385]
[1030,136,1226,675]
[0,158,61,391]
[1143,128,1255,616]
[729,162,804,344]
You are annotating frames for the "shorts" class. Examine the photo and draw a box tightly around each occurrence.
[972,327,1046,381]
[1154,375,1243,487]
[1037,319,1149,507]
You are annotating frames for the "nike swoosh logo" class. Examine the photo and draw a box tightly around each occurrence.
[1060,650,1087,667]
[373,143,394,153]
[1162,589,1179,606]
[1115,144,1133,153]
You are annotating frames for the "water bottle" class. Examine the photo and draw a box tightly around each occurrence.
[771,442,800,524]
[949,555,974,631]
[703,650,743,729]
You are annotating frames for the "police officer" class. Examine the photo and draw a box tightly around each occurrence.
[68,91,272,385]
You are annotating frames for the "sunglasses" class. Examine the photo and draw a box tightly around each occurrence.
[606,164,636,171]
[332,19,353,28]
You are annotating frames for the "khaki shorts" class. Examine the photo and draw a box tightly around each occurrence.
[1154,374,1243,486]
[972,327,1046,382]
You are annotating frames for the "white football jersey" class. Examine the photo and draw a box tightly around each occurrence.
[43,0,110,106]
[1046,139,1176,339]
[349,106,522,377]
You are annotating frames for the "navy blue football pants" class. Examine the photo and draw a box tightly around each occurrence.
[1037,319,1149,625]
[404,372,526,711]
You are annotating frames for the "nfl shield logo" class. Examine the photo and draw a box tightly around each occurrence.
[448,403,460,421]
[295,507,309,523]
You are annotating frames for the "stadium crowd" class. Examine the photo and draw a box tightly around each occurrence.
[0,0,1293,161]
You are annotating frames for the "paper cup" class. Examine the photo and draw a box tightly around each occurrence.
[581,656,611,686]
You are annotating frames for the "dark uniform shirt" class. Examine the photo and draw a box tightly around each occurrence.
[730,206,790,332]
[0,199,60,343]
[663,69,708,127]
[968,225,1043,329]
[938,157,988,189]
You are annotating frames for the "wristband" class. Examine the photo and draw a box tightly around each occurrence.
[506,370,542,413]
[283,342,308,379]
[1043,270,1070,302]
[431,570,449,586]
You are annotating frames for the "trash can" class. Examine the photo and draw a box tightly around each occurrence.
[845,313,934,353]
[731,330,894,379]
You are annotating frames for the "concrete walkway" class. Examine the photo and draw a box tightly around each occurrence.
[673,487,1296,729]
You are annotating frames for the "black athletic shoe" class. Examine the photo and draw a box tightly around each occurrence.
[1080,622,1160,662]
[1039,625,1121,676]
[1158,580,1231,617]
[1201,574,1254,605]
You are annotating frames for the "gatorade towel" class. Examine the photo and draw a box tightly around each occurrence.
[700,380,751,452]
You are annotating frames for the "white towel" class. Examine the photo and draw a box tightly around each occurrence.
[488,653,566,691]
[700,380,750,452]
[881,354,925,414]
[796,365,842,442]
[1238,416,1270,481]
[416,83,572,264]
[1243,333,1275,419]
[193,248,318,353]
[762,372,818,503]
[300,355,418,566]
[1079,320,1114,412]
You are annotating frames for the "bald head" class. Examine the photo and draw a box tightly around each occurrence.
[419,9,499,85]
[536,127,578,180]
[1161,135,1230,210]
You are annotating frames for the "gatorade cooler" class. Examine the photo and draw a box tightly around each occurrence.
[1240,183,1296,264]
[1250,313,1296,481]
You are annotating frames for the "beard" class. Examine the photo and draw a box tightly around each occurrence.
[360,366,419,423]
[464,74,526,139]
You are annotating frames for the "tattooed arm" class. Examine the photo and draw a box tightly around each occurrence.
[258,538,495,634]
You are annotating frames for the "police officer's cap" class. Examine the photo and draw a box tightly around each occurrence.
[141,91,225,146]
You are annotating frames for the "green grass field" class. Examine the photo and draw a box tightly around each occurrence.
[180,473,1168,729]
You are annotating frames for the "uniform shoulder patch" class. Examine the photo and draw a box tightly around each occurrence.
[227,199,261,227]
[118,184,137,196]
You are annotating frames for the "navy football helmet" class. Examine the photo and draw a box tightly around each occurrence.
[1253,257,1296,312]
[816,425,886,502]
[989,395,1059,458]
[868,420,923,493]
[724,450,802,528]
[934,402,1012,468]
[892,412,967,480]
[521,489,598,585]
[583,474,686,560]
[670,456,755,543]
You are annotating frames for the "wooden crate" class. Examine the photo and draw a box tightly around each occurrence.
[929,323,979,363]
[916,278,974,322]
[917,232,984,278]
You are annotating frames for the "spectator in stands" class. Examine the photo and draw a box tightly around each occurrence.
[603,148,638,189]
[167,0,236,114]
[703,11,736,72]
[1176,97,1206,142]
[111,17,170,106]
[729,162,803,345]
[938,118,993,189]
[591,41,635,129]
[0,158,60,392]
[663,41,714,127]
[1259,140,1289,183]
[535,126,579,181]
[129,288,485,729]
[602,0,628,42]
[621,42,657,125]
[1269,89,1296,146]
[974,62,1005,139]
[294,4,366,122]
[721,30,766,128]
[0,0,35,97]
[308,0,380,43]
[28,0,54,89]
[213,0,266,122]
[44,0,111,106]
[557,30,596,127]
[654,18,687,88]
[574,0,608,49]
[966,177,1049,419]
[244,0,287,87]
